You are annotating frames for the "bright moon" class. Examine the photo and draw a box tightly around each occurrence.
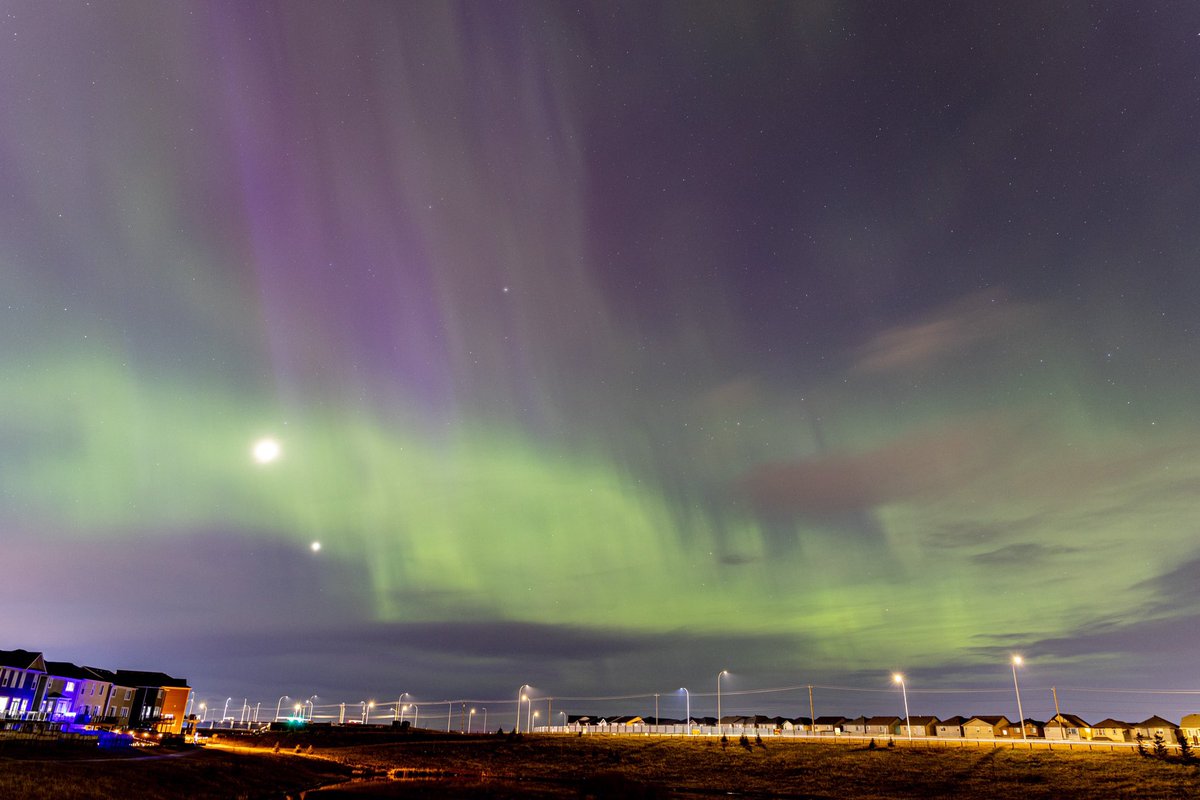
[252,437,281,464]
[310,541,322,553]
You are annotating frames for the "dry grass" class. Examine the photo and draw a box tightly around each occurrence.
[242,730,1200,798]
[0,743,352,799]
[4,730,1200,798]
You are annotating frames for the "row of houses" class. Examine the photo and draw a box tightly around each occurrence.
[0,648,191,735]
[563,713,1200,744]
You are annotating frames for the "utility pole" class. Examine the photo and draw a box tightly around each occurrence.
[808,685,816,736]
[1052,686,1061,717]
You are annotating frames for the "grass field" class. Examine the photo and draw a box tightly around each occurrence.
[4,730,1200,798]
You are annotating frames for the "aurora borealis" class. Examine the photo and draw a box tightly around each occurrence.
[5,1,1200,720]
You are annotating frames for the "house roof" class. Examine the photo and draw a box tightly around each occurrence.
[44,661,92,681]
[938,716,966,725]
[112,670,189,689]
[866,716,901,726]
[1180,714,1200,727]
[0,649,45,671]
[1135,715,1177,728]
[1093,718,1131,728]
[905,716,939,725]
[1046,714,1090,728]
[814,716,845,725]
[964,715,1010,726]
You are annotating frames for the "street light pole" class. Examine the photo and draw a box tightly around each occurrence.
[306,695,317,721]
[893,674,912,739]
[483,708,487,733]
[515,685,529,733]
[717,670,728,736]
[222,698,231,725]
[468,708,476,734]
[1011,656,1027,740]
[275,696,289,721]
[680,688,690,736]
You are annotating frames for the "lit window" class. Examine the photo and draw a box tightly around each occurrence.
[65,681,75,692]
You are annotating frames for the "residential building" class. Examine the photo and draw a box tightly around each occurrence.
[962,715,1011,739]
[812,716,845,734]
[865,716,901,737]
[1131,715,1177,743]
[116,670,191,734]
[1092,718,1132,742]
[935,716,965,737]
[1044,713,1091,741]
[0,649,47,721]
[1180,714,1200,746]
[900,716,939,737]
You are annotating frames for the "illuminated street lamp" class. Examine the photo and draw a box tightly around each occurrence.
[532,710,539,731]
[222,697,231,724]
[468,708,476,733]
[680,688,691,735]
[892,674,912,739]
[362,700,374,724]
[717,670,729,736]
[275,695,290,721]
[515,685,530,733]
[199,703,207,723]
[1011,656,1027,740]
[396,693,409,722]
[482,708,488,732]
[305,695,318,720]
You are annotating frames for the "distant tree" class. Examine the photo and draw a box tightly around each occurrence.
[887,738,895,749]
[1153,731,1169,759]
[755,733,764,747]
[721,733,728,749]
[739,733,751,750]
[1177,731,1195,764]
[868,738,877,750]
[1136,732,1148,757]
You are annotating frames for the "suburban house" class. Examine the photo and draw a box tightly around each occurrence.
[0,649,47,722]
[843,716,869,735]
[41,661,91,719]
[865,716,901,737]
[1092,718,1132,742]
[115,670,192,734]
[900,716,939,737]
[1180,714,1200,745]
[1131,716,1177,743]
[780,716,811,732]
[90,668,135,727]
[1012,719,1044,738]
[813,716,845,734]
[935,716,966,737]
[1044,713,1092,741]
[962,715,1012,738]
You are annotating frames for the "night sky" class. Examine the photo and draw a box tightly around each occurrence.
[5,1,1200,724]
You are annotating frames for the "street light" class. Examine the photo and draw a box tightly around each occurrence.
[400,704,410,726]
[396,693,409,722]
[515,685,530,733]
[483,708,487,733]
[1011,656,1027,740]
[362,701,374,724]
[526,695,533,734]
[275,695,290,721]
[892,673,912,739]
[305,695,317,720]
[199,703,207,723]
[717,670,729,736]
[468,708,476,734]
[222,698,231,724]
[680,688,690,735]
[532,710,539,731]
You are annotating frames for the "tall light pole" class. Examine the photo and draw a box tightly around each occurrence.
[447,702,452,732]
[468,708,476,734]
[680,688,690,735]
[275,695,290,721]
[717,670,729,736]
[306,695,317,721]
[515,685,530,733]
[222,698,231,724]
[892,673,912,739]
[526,696,533,733]
[1011,656,1027,740]
[654,693,659,728]
[482,708,487,733]
[396,693,409,721]
[532,710,539,731]
[400,704,409,726]
[199,703,207,723]
[362,701,374,724]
